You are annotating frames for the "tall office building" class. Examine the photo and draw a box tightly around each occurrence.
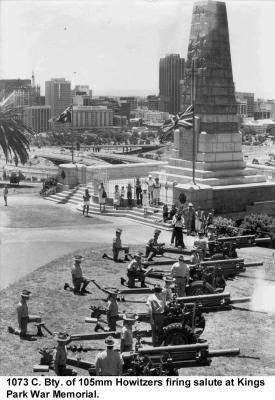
[45,78,71,118]
[159,54,185,115]
[235,92,254,118]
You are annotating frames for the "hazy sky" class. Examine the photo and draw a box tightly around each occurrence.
[0,0,274,98]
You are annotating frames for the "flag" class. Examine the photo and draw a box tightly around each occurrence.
[176,105,194,129]
[160,105,193,142]
[55,105,73,123]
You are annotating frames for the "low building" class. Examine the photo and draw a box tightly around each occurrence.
[242,118,275,135]
[72,106,113,129]
[131,108,169,123]
[23,106,51,133]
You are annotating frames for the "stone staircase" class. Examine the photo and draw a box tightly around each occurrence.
[44,186,173,230]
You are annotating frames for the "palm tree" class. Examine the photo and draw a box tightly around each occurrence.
[0,105,33,164]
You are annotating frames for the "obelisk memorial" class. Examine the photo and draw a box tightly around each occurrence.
[156,1,275,215]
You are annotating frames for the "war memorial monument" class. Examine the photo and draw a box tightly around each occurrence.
[154,0,275,215]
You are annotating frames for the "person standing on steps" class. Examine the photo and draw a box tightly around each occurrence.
[153,177,161,206]
[82,188,91,216]
[146,175,154,205]
[113,185,120,210]
[98,182,107,213]
[135,178,142,207]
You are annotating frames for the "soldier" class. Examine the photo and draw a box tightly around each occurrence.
[71,255,90,294]
[171,255,190,297]
[120,313,137,352]
[106,291,119,331]
[161,276,174,303]
[95,336,123,376]
[111,228,130,262]
[184,202,196,235]
[8,290,41,337]
[127,253,146,288]
[145,229,165,261]
[53,332,77,376]
[194,231,208,259]
[146,284,166,346]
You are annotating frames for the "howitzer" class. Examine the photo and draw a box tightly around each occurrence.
[209,234,271,249]
[176,292,252,312]
[65,343,240,376]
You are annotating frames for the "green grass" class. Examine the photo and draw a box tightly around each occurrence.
[0,246,274,376]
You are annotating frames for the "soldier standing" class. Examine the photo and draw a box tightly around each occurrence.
[146,284,166,346]
[95,336,123,376]
[106,291,119,331]
[53,332,77,376]
[120,314,137,352]
[171,255,190,297]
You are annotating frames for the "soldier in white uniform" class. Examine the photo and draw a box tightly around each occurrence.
[171,255,190,297]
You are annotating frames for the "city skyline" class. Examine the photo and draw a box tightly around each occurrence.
[0,0,275,99]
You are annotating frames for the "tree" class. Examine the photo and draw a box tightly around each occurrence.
[0,106,33,164]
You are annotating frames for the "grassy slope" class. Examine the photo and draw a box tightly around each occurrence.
[0,246,274,376]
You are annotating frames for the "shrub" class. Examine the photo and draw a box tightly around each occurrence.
[213,216,239,237]
[240,213,275,237]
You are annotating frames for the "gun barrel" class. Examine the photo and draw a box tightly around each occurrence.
[177,292,231,304]
[200,258,244,267]
[255,237,271,245]
[230,297,252,305]
[208,348,240,358]
[137,343,208,355]
[244,261,263,268]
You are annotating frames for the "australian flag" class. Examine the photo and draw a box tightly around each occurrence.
[160,105,194,142]
[55,105,73,123]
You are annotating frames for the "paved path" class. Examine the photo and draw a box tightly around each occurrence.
[0,190,194,291]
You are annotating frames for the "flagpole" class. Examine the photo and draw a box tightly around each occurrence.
[191,58,196,185]
[71,103,74,163]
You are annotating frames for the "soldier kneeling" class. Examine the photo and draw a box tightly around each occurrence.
[53,332,77,376]
[70,255,90,294]
[127,253,146,288]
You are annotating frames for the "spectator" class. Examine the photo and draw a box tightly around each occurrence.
[168,204,177,220]
[171,213,185,248]
[195,206,205,233]
[82,188,91,216]
[98,182,107,213]
[184,203,196,235]
[135,178,142,206]
[120,186,125,207]
[113,185,120,210]
[3,184,8,206]
[146,175,154,205]
[162,204,169,222]
[127,183,132,207]
[143,189,149,217]
[153,177,161,206]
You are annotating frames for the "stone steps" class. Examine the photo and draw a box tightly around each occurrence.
[163,164,259,179]
[152,170,266,186]
[44,186,173,231]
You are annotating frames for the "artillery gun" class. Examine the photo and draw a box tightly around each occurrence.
[89,300,205,346]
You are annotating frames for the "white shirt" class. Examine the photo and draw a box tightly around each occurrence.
[146,293,165,314]
[171,261,189,279]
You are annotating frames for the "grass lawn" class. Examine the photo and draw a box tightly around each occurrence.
[0,245,275,376]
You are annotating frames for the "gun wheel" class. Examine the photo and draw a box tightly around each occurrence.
[163,323,197,346]
[188,281,215,296]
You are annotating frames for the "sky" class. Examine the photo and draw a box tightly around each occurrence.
[0,0,274,99]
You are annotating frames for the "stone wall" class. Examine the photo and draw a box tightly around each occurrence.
[213,183,275,214]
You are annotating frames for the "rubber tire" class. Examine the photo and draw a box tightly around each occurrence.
[163,323,197,346]
[188,280,215,296]
[194,314,206,336]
